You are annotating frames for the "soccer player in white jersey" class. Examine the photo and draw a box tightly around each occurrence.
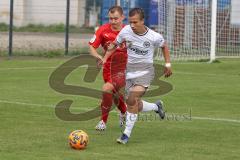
[103,8,172,144]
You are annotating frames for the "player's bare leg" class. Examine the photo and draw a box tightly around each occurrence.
[117,85,145,144]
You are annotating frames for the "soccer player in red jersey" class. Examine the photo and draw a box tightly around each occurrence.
[88,6,127,131]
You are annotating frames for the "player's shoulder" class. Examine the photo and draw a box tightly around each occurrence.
[97,23,111,32]
[121,25,131,32]
[147,28,164,40]
[118,25,132,37]
[101,23,111,28]
[123,24,131,29]
[148,28,162,36]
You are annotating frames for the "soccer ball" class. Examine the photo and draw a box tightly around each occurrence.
[68,130,89,150]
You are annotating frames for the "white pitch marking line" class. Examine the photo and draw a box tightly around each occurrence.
[191,116,240,123]
[0,65,95,70]
[1,99,240,124]
[0,99,93,110]
[0,66,239,77]
[0,99,54,108]
[0,66,56,70]
[174,71,239,77]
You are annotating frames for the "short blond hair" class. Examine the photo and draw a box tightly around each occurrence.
[108,6,124,15]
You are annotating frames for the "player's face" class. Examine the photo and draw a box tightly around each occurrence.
[108,11,124,29]
[129,14,144,33]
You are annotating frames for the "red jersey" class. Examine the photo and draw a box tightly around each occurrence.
[89,24,127,87]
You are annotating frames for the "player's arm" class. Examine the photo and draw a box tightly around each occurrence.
[102,42,118,64]
[161,42,172,77]
[88,28,104,66]
[102,28,126,64]
[155,33,172,77]
[89,45,103,61]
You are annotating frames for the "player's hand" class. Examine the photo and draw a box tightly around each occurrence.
[164,66,172,78]
[106,42,117,51]
[102,57,107,65]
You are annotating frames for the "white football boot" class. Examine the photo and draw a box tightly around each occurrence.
[95,120,107,131]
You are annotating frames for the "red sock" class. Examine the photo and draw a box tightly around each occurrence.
[101,92,113,123]
[114,94,127,114]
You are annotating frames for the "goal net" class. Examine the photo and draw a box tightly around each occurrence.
[156,0,240,61]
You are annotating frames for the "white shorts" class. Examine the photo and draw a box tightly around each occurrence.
[125,63,154,96]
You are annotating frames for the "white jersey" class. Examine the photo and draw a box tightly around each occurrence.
[116,25,165,64]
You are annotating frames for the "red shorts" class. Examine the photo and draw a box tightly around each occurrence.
[103,66,125,90]
[103,52,127,90]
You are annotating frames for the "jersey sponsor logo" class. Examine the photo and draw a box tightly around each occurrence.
[129,47,149,55]
[89,35,96,43]
[143,41,151,48]
[103,33,116,40]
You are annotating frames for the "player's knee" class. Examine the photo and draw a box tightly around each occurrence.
[126,98,137,106]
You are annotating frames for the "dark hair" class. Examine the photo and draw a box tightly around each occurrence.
[129,8,145,20]
[108,6,124,15]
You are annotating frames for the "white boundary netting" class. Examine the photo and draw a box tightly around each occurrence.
[216,0,240,58]
[155,0,240,61]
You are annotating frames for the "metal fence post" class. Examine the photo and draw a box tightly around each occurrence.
[65,0,70,55]
[116,0,121,5]
[9,0,14,56]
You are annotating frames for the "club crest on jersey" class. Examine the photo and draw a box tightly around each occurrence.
[143,41,150,48]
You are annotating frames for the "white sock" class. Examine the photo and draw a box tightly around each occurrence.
[123,111,138,137]
[141,100,158,112]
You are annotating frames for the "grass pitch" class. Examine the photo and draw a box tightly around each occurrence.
[0,57,239,160]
